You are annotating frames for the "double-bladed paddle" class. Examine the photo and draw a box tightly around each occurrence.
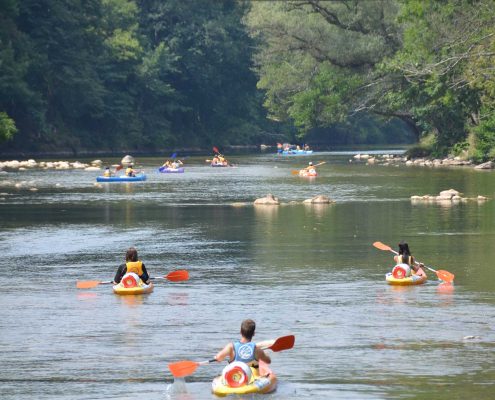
[76,269,189,289]
[168,334,295,378]
[372,241,455,283]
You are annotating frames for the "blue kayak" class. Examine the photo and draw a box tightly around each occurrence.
[96,173,146,182]
[158,166,184,173]
[278,150,313,155]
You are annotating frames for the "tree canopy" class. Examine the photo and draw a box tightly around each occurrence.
[1,0,494,158]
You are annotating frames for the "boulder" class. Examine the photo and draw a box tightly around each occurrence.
[439,189,460,199]
[254,194,280,205]
[474,161,494,170]
[121,155,135,166]
[303,195,334,204]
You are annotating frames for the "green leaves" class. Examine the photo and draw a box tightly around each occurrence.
[0,112,17,141]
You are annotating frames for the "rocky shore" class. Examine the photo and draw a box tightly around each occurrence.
[0,159,105,172]
[350,153,494,170]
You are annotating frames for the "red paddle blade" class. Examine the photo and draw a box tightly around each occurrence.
[115,165,123,171]
[213,146,219,154]
[168,360,199,378]
[76,280,101,289]
[166,270,189,282]
[436,269,455,283]
[373,242,392,251]
[269,335,295,352]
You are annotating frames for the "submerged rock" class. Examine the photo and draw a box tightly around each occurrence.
[303,195,334,204]
[254,194,280,205]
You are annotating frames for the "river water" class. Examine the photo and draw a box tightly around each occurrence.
[0,152,494,399]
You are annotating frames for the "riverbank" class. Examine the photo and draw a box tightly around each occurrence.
[0,145,260,160]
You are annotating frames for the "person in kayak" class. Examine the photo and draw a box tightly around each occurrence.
[103,167,111,177]
[215,319,271,367]
[125,165,136,177]
[394,241,426,277]
[113,247,150,284]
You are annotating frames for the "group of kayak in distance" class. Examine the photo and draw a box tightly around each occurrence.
[277,142,313,155]
[76,240,454,396]
[96,143,322,182]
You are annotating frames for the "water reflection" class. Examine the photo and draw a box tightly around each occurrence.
[165,292,189,306]
[118,294,146,307]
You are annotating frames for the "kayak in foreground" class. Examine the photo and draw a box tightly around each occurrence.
[211,360,277,397]
[159,166,184,173]
[96,173,146,182]
[113,274,154,295]
[211,163,228,167]
[385,272,427,286]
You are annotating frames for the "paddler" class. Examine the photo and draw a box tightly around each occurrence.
[113,247,151,285]
[103,167,111,177]
[171,159,183,169]
[394,241,426,277]
[125,164,136,177]
[215,319,271,367]
[306,161,316,175]
[218,155,227,166]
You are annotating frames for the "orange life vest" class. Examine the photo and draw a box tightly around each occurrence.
[126,261,143,276]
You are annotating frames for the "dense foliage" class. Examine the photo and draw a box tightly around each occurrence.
[1,0,494,157]
[246,0,495,159]
[0,0,271,153]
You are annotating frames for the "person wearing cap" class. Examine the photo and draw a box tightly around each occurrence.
[393,242,426,277]
[103,167,111,177]
[307,161,316,175]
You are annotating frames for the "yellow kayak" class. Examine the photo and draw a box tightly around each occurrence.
[385,272,427,286]
[211,361,277,397]
[112,281,154,295]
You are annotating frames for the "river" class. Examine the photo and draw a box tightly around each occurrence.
[0,152,494,399]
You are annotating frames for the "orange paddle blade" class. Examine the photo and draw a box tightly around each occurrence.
[373,241,392,252]
[436,269,455,283]
[168,360,199,378]
[291,170,300,175]
[76,280,102,289]
[269,335,295,352]
[166,270,189,282]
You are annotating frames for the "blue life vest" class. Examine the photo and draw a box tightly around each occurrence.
[233,341,257,364]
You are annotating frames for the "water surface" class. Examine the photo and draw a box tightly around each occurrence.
[0,152,494,399]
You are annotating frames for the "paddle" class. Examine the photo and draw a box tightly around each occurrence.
[168,334,295,378]
[372,241,455,283]
[213,146,220,154]
[76,269,189,289]
[291,161,326,174]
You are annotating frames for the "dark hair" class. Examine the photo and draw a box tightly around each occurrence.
[126,247,138,262]
[398,241,411,257]
[240,319,256,340]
